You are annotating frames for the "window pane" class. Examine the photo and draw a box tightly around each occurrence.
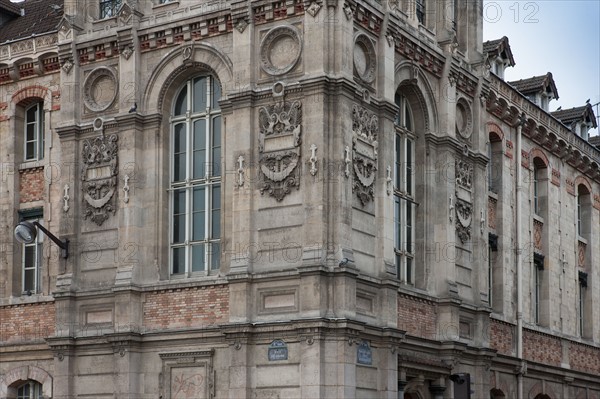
[39,109,44,159]
[27,105,37,122]
[172,247,185,274]
[193,120,207,179]
[172,189,186,243]
[26,123,35,141]
[394,196,401,250]
[406,203,413,253]
[193,77,207,113]
[406,257,413,284]
[174,86,188,115]
[395,253,401,279]
[406,139,413,195]
[405,103,413,131]
[211,80,221,109]
[212,116,221,176]
[211,184,221,238]
[192,244,205,272]
[25,142,35,160]
[210,242,220,270]
[173,124,186,182]
[192,187,206,241]
[395,136,401,188]
[24,268,35,292]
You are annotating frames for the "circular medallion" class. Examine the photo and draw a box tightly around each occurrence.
[455,99,473,139]
[83,67,118,112]
[353,34,376,84]
[260,25,302,76]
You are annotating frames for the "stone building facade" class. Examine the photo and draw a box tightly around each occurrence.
[0,0,598,398]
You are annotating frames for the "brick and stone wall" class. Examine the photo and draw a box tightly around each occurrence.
[397,294,436,339]
[143,285,229,331]
[570,341,600,375]
[490,318,514,355]
[0,301,55,343]
[19,167,45,203]
[523,329,562,366]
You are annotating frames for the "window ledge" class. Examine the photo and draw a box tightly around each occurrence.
[533,214,544,224]
[488,191,498,200]
[577,236,588,245]
[151,274,228,291]
[18,160,44,171]
[0,294,54,307]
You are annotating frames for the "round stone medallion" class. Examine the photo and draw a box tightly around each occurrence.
[455,99,473,139]
[83,67,118,112]
[260,25,302,76]
[353,34,376,84]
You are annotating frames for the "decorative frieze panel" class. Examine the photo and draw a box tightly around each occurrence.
[258,100,302,201]
[83,67,118,112]
[353,34,376,84]
[81,131,118,225]
[351,105,378,206]
[455,159,473,190]
[551,168,560,186]
[566,178,575,196]
[160,350,214,399]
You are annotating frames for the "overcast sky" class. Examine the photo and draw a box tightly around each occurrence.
[483,0,600,136]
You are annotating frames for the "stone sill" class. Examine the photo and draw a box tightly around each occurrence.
[0,294,54,307]
[18,160,44,171]
[533,214,544,224]
[153,0,180,10]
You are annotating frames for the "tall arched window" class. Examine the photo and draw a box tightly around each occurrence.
[170,76,222,276]
[16,380,42,399]
[394,93,415,284]
[24,102,44,161]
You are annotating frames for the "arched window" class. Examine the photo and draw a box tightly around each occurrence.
[487,132,502,193]
[23,102,44,161]
[577,184,590,237]
[16,380,42,399]
[170,76,222,276]
[394,93,415,284]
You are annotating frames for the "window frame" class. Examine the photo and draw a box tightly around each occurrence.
[99,0,122,19]
[394,94,415,285]
[19,209,43,295]
[17,380,43,399]
[23,102,44,162]
[169,76,222,277]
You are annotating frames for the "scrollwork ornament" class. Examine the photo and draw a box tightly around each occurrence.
[351,105,378,206]
[258,101,302,201]
[455,198,472,243]
[455,158,473,190]
[81,134,119,225]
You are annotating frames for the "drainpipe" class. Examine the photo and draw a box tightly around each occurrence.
[515,113,526,399]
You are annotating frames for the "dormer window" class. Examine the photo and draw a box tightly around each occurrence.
[100,0,122,19]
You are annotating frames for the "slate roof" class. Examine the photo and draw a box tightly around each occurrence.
[508,72,559,99]
[483,36,515,66]
[0,0,63,44]
[588,135,600,148]
[551,103,598,129]
[0,0,22,16]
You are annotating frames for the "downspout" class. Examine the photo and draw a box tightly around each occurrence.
[515,113,525,399]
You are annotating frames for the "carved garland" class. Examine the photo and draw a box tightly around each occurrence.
[351,105,378,206]
[258,100,303,201]
[81,134,118,225]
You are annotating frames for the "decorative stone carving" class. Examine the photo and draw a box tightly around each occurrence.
[533,219,543,251]
[455,198,472,243]
[237,155,245,187]
[307,1,322,17]
[81,134,119,225]
[123,174,130,203]
[353,34,376,84]
[63,184,70,212]
[343,2,353,19]
[455,98,473,140]
[235,19,248,33]
[260,25,302,76]
[62,58,74,74]
[455,158,473,190]
[344,145,351,178]
[83,67,118,112]
[182,45,193,62]
[258,100,302,201]
[118,2,133,24]
[121,45,134,60]
[309,144,318,176]
[351,105,378,206]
